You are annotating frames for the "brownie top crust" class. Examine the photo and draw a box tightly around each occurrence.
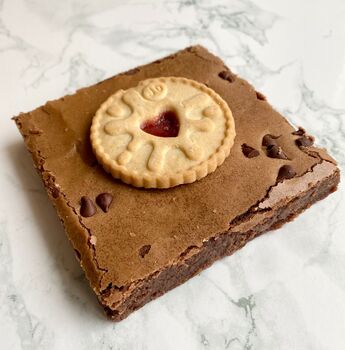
[14,45,337,293]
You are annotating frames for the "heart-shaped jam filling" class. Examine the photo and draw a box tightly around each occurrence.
[141,111,179,138]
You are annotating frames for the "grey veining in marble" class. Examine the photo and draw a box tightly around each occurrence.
[1,0,345,349]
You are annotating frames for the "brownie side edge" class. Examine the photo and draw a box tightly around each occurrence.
[100,165,340,321]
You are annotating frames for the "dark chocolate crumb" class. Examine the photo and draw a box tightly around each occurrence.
[292,127,306,136]
[96,193,113,213]
[139,245,151,258]
[50,186,60,199]
[80,196,96,217]
[267,145,288,159]
[256,91,266,101]
[296,135,314,147]
[277,165,296,182]
[218,70,235,83]
[262,134,280,147]
[242,144,260,158]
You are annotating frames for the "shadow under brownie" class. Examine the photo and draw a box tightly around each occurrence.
[13,45,340,321]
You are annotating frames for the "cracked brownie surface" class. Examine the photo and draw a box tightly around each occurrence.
[13,45,340,320]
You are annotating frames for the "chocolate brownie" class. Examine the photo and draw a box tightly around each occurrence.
[13,45,340,320]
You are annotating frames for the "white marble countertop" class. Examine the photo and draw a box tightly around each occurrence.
[1,0,345,349]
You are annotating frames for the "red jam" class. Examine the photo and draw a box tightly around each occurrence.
[141,111,179,138]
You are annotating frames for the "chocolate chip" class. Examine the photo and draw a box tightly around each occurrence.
[242,144,260,158]
[139,245,151,258]
[80,196,96,217]
[262,134,279,147]
[296,135,314,147]
[292,127,305,136]
[96,193,113,213]
[277,165,296,181]
[256,91,266,101]
[267,145,288,159]
[218,70,235,83]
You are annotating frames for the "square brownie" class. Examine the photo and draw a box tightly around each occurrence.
[14,45,340,320]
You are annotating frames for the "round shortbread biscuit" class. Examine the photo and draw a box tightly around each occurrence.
[90,77,236,188]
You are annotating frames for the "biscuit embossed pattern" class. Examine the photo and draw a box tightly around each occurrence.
[91,77,236,188]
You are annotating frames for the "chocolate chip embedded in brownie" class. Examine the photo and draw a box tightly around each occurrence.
[13,45,340,321]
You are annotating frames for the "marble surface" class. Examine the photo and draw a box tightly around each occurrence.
[1,0,345,348]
